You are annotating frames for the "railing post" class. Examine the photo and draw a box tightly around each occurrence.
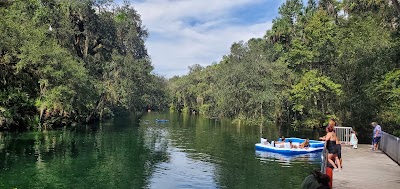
[321,145,327,173]
[334,127,353,144]
[321,143,332,188]
[397,137,399,164]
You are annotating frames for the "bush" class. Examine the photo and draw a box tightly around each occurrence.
[393,130,400,138]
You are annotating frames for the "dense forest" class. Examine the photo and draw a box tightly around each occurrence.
[168,0,400,138]
[0,0,168,131]
[2,0,400,139]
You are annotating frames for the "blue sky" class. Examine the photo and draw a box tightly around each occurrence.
[117,0,286,77]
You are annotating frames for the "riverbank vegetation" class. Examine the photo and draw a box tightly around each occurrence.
[168,0,400,137]
[0,0,167,131]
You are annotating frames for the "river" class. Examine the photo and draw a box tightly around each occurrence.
[0,112,321,188]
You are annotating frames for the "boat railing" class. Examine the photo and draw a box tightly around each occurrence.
[379,131,400,165]
[334,126,353,144]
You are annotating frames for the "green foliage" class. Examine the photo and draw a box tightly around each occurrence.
[290,70,342,128]
[168,38,289,124]
[5,0,397,136]
[282,9,337,73]
[168,0,400,136]
[393,130,400,137]
[0,0,167,130]
[0,88,35,130]
[371,70,400,126]
[332,13,394,133]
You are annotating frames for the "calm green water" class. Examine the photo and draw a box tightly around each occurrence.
[0,112,321,189]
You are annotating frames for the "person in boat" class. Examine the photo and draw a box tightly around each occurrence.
[261,137,270,145]
[325,126,342,172]
[273,136,286,147]
[289,140,298,149]
[299,138,310,149]
[276,136,285,144]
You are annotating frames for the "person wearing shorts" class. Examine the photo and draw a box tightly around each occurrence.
[371,122,382,151]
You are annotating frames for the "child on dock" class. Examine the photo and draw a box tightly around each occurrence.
[350,130,358,149]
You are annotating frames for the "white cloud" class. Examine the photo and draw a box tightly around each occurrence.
[126,0,279,77]
[148,21,273,76]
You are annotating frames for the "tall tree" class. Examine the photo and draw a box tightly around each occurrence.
[0,0,166,130]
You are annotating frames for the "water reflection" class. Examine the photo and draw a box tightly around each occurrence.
[0,112,321,189]
[149,148,218,189]
[141,114,218,189]
[0,117,165,189]
[255,150,322,167]
[141,112,321,189]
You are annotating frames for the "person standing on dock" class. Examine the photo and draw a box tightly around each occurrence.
[328,117,336,129]
[324,126,342,172]
[328,117,342,168]
[371,122,382,151]
[350,130,358,149]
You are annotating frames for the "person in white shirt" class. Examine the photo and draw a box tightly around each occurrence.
[350,130,358,149]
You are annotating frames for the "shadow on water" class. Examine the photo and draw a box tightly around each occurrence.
[0,112,321,189]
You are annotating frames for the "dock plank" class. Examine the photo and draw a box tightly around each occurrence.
[333,144,400,188]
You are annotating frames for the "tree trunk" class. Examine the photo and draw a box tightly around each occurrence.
[39,107,44,129]
[86,92,105,123]
[84,33,89,57]
[100,107,104,121]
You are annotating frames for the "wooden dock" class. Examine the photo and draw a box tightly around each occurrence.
[333,144,400,188]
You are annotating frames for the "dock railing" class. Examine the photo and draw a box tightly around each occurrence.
[334,126,353,144]
[320,143,332,188]
[320,143,328,173]
[379,131,400,165]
